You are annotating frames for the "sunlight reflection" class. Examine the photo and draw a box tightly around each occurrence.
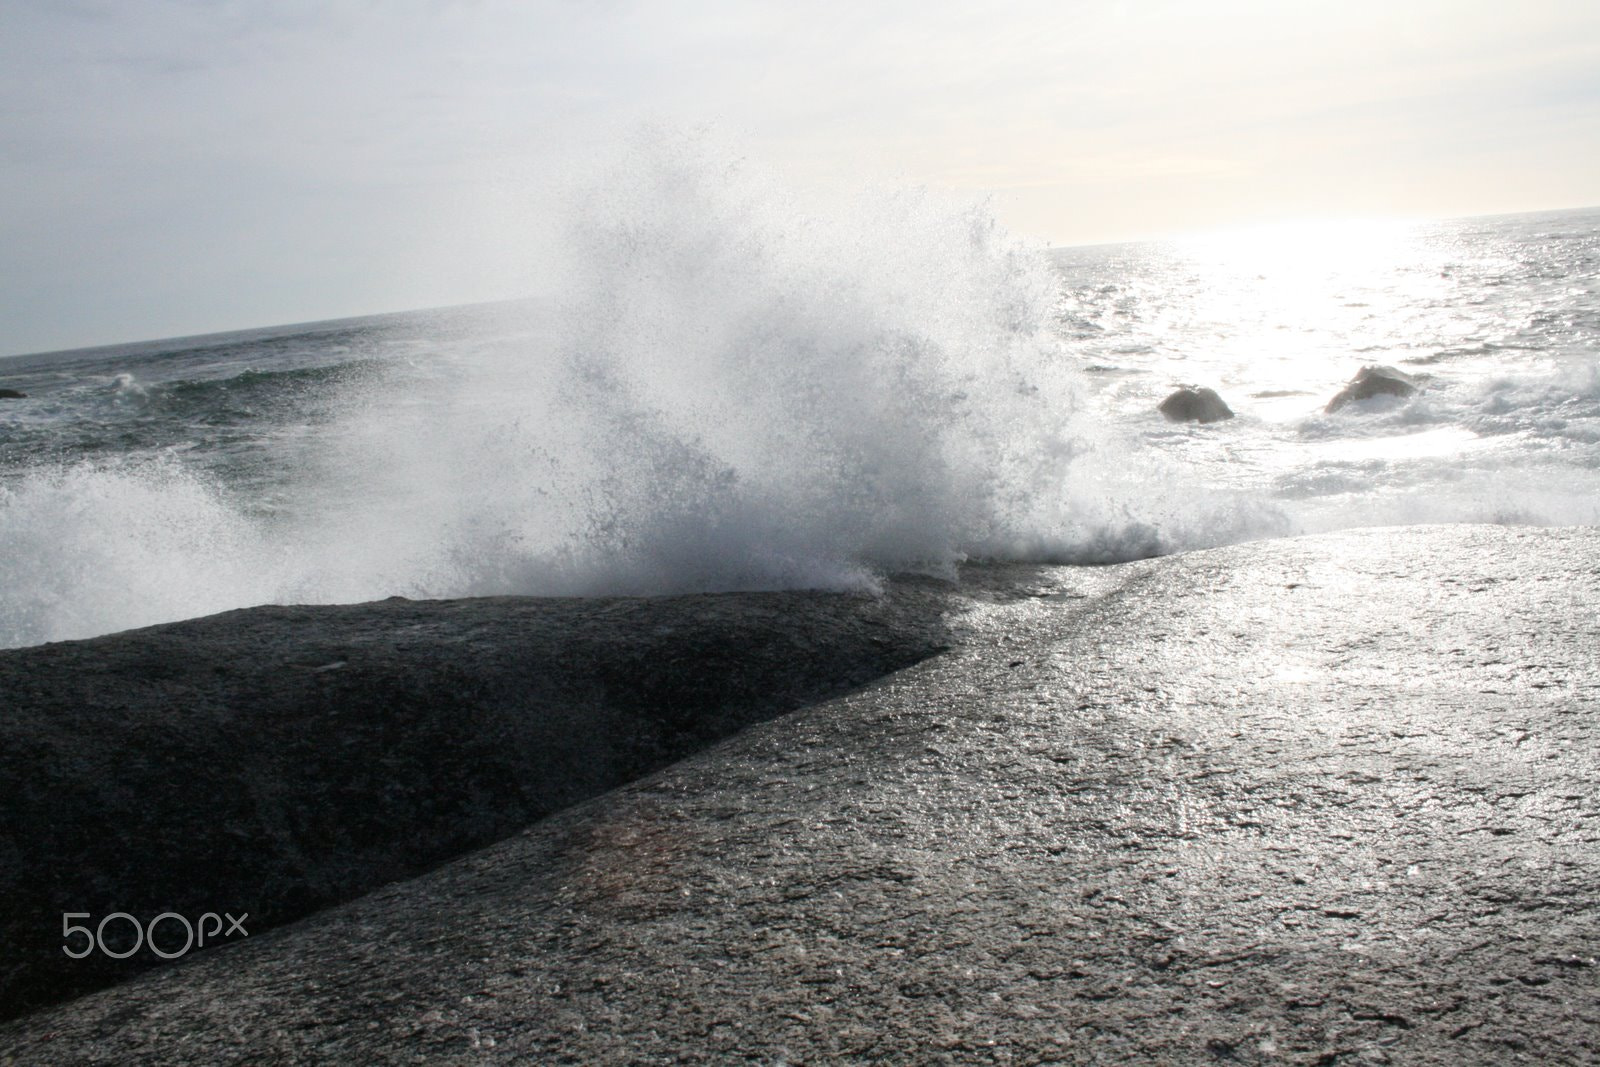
[1139,217,1442,406]
[1171,217,1422,271]
[1321,426,1488,462]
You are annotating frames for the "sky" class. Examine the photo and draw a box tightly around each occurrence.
[2,0,1598,356]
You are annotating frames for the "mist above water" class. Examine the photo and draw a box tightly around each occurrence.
[1,136,1287,647]
[15,138,1595,651]
[297,136,1282,593]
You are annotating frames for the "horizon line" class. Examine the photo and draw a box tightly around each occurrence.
[4,201,1596,364]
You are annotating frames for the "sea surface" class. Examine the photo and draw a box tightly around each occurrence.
[2,169,1597,649]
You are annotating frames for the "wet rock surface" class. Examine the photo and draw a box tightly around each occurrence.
[1325,365,1418,413]
[3,525,1598,1064]
[0,586,950,1019]
[1158,386,1234,423]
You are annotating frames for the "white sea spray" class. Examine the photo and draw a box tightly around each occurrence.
[5,138,1597,648]
[0,135,1281,646]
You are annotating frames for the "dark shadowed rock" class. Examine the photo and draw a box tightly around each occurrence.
[2,526,1597,1064]
[0,389,27,399]
[0,587,949,1019]
[1158,386,1234,423]
[1325,364,1417,413]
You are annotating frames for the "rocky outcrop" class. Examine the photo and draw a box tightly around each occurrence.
[3,526,1597,1064]
[0,389,27,399]
[1325,364,1417,413]
[0,587,949,1020]
[1158,386,1234,423]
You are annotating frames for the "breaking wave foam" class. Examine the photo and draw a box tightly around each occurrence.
[0,133,1286,647]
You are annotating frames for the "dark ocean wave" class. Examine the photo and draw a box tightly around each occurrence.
[153,357,387,411]
[0,358,388,470]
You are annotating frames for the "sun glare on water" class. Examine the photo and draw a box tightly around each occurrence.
[1142,216,1441,417]
[1170,216,1422,271]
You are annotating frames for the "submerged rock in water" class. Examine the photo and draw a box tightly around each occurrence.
[1158,386,1234,423]
[1325,364,1417,413]
[0,586,949,1020]
[0,389,27,399]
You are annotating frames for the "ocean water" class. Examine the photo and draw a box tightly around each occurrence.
[2,152,1597,649]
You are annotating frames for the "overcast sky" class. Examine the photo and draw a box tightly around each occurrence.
[3,0,1598,355]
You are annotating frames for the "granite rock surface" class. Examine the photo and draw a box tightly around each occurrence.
[0,585,949,1018]
[2,525,1597,1064]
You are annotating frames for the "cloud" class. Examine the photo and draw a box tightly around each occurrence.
[1,0,1597,353]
